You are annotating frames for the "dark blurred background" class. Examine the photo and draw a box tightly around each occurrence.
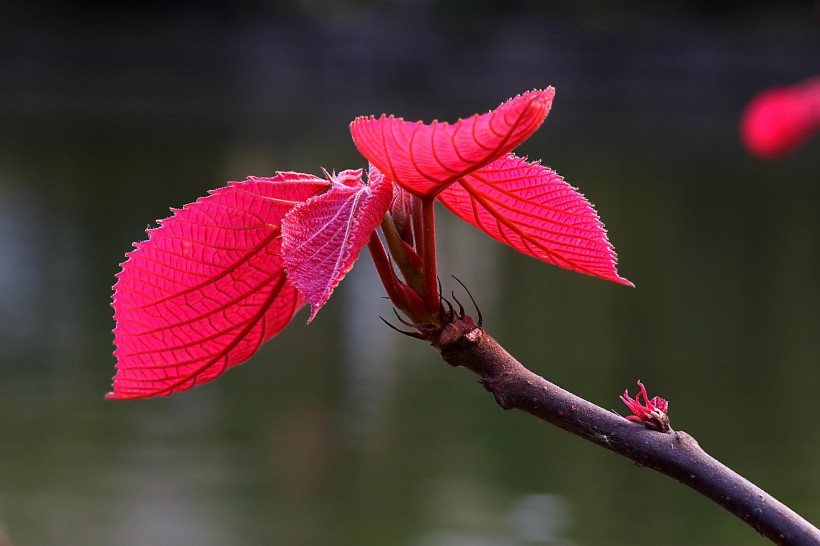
[0,1,818,545]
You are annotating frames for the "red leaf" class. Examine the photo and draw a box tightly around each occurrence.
[389,183,415,241]
[281,166,392,321]
[109,173,330,399]
[437,154,632,286]
[350,88,553,199]
[741,77,820,159]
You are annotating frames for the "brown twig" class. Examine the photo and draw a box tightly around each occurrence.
[428,314,820,546]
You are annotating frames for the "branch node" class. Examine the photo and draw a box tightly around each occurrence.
[465,328,482,343]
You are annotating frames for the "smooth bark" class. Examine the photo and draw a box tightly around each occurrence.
[428,314,820,546]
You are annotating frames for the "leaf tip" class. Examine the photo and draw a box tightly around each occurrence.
[305,304,321,324]
[615,276,636,288]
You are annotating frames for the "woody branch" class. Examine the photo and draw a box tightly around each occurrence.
[427,314,820,546]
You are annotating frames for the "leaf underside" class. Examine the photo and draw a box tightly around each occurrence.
[438,154,632,286]
[350,88,553,199]
[282,167,393,320]
[110,173,329,400]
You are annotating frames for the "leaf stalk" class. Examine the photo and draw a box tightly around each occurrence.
[366,231,407,311]
[420,198,440,319]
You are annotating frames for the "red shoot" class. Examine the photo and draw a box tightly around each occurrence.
[350,89,552,199]
[620,380,670,432]
[281,166,392,321]
[109,173,329,399]
[110,86,634,399]
[741,77,820,159]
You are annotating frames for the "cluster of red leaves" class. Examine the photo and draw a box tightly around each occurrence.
[741,77,820,159]
[109,88,631,399]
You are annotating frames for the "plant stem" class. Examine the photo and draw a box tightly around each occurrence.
[412,195,425,255]
[366,231,405,309]
[420,198,439,317]
[428,315,820,546]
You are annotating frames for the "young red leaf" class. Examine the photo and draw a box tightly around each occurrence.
[621,380,670,432]
[437,154,632,286]
[350,89,553,199]
[389,183,415,241]
[281,166,392,321]
[110,173,330,400]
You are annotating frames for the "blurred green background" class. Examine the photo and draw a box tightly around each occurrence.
[0,1,818,545]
